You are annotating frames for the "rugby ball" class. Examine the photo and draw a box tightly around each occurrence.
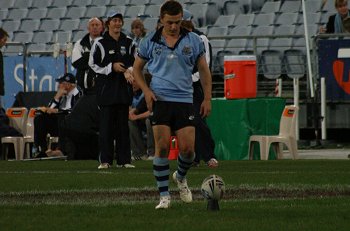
[201,174,225,200]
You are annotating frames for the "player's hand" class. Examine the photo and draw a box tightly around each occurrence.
[144,89,157,112]
[124,69,134,84]
[112,62,127,73]
[200,99,211,118]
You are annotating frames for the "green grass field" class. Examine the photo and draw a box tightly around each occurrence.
[0,160,349,231]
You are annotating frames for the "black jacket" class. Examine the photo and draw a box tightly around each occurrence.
[89,31,135,106]
[71,33,98,94]
[326,11,350,33]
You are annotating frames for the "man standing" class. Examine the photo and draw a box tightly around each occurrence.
[72,17,104,94]
[181,10,218,168]
[133,1,212,209]
[89,11,136,169]
[0,28,9,108]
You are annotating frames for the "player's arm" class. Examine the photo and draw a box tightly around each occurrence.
[133,56,157,111]
[197,55,212,117]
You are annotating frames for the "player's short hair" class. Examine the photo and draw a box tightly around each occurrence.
[160,0,183,19]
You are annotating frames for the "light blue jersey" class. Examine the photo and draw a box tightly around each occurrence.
[137,28,205,103]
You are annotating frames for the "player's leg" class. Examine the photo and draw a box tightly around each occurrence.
[172,102,196,203]
[153,124,171,209]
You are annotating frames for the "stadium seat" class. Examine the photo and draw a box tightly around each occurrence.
[223,1,244,15]
[0,1,15,9]
[252,13,276,27]
[31,0,53,9]
[19,19,41,32]
[72,0,92,7]
[279,0,301,13]
[225,38,247,55]
[108,0,130,7]
[0,10,8,21]
[283,48,306,79]
[304,0,323,13]
[129,0,149,5]
[2,20,21,33]
[321,0,337,13]
[232,14,255,27]
[32,31,53,44]
[51,0,72,8]
[213,15,236,28]
[1,107,28,160]
[274,25,296,36]
[46,7,67,19]
[275,12,299,26]
[188,3,219,27]
[14,0,33,9]
[66,6,87,19]
[248,105,299,160]
[13,32,34,43]
[124,5,146,18]
[251,0,266,12]
[144,4,161,18]
[85,6,107,19]
[260,49,284,79]
[59,19,80,32]
[7,8,28,20]
[148,0,165,5]
[23,108,41,159]
[90,0,111,6]
[39,19,61,32]
[207,26,228,37]
[298,12,321,26]
[260,1,281,14]
[28,43,47,52]
[27,8,48,20]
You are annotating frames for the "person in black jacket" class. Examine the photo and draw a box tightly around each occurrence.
[33,73,82,157]
[0,28,9,108]
[72,17,104,95]
[320,0,350,33]
[89,11,136,169]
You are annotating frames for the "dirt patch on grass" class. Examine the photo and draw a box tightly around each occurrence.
[1,187,350,204]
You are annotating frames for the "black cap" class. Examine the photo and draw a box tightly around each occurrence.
[56,73,76,83]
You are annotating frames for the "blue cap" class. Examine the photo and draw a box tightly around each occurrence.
[107,11,123,21]
[56,73,76,83]
[183,9,193,21]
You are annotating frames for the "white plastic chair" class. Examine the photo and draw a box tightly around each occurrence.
[248,105,299,160]
[23,108,40,159]
[1,107,28,160]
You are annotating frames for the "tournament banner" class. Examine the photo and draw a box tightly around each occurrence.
[3,56,75,108]
[318,39,350,100]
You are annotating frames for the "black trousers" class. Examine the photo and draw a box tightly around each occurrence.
[193,81,216,163]
[34,113,61,152]
[99,104,131,165]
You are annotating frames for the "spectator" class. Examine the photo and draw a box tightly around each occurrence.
[72,17,104,94]
[129,80,154,160]
[33,73,82,157]
[0,28,9,108]
[181,10,218,168]
[133,1,212,209]
[57,94,100,160]
[320,0,350,33]
[89,11,136,169]
[131,19,147,52]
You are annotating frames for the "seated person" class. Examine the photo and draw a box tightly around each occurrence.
[129,80,154,160]
[33,73,82,157]
[56,94,99,160]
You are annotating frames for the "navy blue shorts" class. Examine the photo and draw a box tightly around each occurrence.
[150,101,195,131]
